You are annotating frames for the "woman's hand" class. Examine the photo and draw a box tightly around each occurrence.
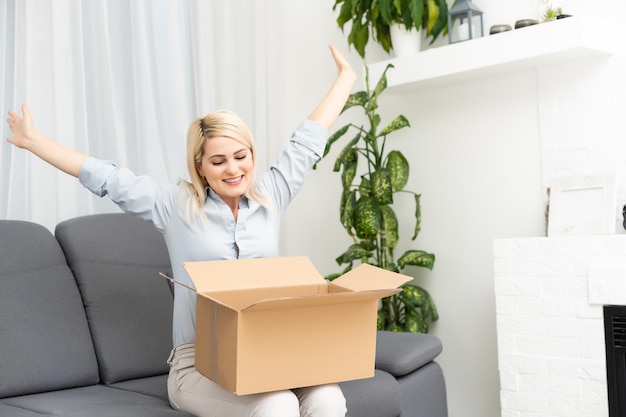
[329,44,356,82]
[5,102,88,177]
[307,45,357,130]
[6,103,36,150]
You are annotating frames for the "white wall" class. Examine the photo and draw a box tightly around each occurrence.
[275,1,625,417]
[494,234,623,417]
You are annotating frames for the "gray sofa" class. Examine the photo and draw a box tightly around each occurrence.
[0,213,447,417]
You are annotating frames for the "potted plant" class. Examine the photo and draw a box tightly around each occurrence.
[333,0,449,58]
[541,6,571,22]
[320,63,438,333]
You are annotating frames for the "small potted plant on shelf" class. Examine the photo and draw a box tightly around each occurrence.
[319,63,438,333]
[333,0,449,58]
[539,0,571,22]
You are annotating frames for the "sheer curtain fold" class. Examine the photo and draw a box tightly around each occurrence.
[1,0,270,231]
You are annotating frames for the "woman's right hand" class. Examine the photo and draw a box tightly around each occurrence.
[6,103,36,150]
[6,102,88,177]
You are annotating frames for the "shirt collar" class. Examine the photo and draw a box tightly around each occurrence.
[206,187,249,209]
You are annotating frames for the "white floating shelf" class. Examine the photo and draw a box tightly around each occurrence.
[366,16,612,93]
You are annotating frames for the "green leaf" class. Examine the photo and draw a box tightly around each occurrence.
[369,64,393,111]
[378,0,393,24]
[402,285,438,323]
[397,249,435,270]
[359,240,377,251]
[342,91,369,113]
[426,290,439,321]
[379,115,410,136]
[335,243,374,265]
[404,311,429,333]
[334,0,353,28]
[380,205,399,249]
[377,309,387,330]
[401,285,437,330]
[353,196,382,240]
[341,149,358,189]
[349,19,369,58]
[333,132,361,172]
[373,18,392,53]
[359,175,372,197]
[371,169,393,205]
[340,189,357,234]
[325,272,342,281]
[429,0,449,42]
[323,124,350,158]
[408,0,425,30]
[371,114,381,137]
[425,0,438,33]
[385,322,403,332]
[385,150,409,191]
[412,193,421,239]
[401,285,427,307]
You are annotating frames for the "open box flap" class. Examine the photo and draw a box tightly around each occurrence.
[242,288,401,312]
[184,256,325,293]
[330,263,412,292]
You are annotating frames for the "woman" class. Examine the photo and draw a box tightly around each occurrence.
[6,45,356,417]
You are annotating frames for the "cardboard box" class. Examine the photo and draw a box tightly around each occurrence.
[183,256,411,395]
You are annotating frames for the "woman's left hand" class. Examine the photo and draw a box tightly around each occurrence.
[329,44,355,81]
[307,45,356,130]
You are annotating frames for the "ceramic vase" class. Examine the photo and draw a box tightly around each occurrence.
[389,23,421,57]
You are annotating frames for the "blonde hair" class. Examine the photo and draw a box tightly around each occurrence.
[183,109,269,222]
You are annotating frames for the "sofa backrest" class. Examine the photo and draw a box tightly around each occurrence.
[55,213,174,384]
[0,220,99,398]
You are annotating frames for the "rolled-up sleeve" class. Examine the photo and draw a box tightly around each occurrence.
[259,120,327,213]
[78,157,174,230]
[290,119,327,159]
[79,157,118,197]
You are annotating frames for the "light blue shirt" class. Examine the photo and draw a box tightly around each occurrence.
[79,120,327,347]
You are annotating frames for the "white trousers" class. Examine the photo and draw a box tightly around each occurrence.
[167,343,347,417]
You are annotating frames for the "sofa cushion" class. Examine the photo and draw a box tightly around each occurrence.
[375,331,443,377]
[0,220,99,398]
[55,213,174,384]
[397,361,448,417]
[339,369,401,417]
[108,374,169,402]
[0,404,45,416]
[1,384,194,416]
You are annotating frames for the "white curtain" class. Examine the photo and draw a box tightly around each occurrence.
[0,0,275,231]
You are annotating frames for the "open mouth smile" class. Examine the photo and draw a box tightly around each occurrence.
[223,175,244,185]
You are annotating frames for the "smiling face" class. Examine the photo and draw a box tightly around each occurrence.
[196,135,254,208]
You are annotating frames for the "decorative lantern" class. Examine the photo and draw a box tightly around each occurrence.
[447,0,484,44]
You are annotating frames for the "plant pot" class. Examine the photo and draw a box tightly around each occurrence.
[390,23,422,57]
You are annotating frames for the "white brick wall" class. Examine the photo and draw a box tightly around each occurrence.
[494,235,626,417]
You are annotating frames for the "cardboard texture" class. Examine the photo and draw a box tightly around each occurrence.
[183,256,411,395]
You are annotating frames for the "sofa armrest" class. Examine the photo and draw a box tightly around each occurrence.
[375,331,443,377]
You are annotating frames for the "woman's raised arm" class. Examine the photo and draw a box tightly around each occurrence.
[307,45,356,131]
[6,103,88,178]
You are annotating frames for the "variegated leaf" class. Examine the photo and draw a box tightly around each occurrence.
[412,193,421,239]
[324,124,350,158]
[341,149,358,189]
[381,205,399,249]
[386,150,409,191]
[379,115,410,136]
[371,169,393,205]
[353,196,382,240]
[397,249,435,270]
